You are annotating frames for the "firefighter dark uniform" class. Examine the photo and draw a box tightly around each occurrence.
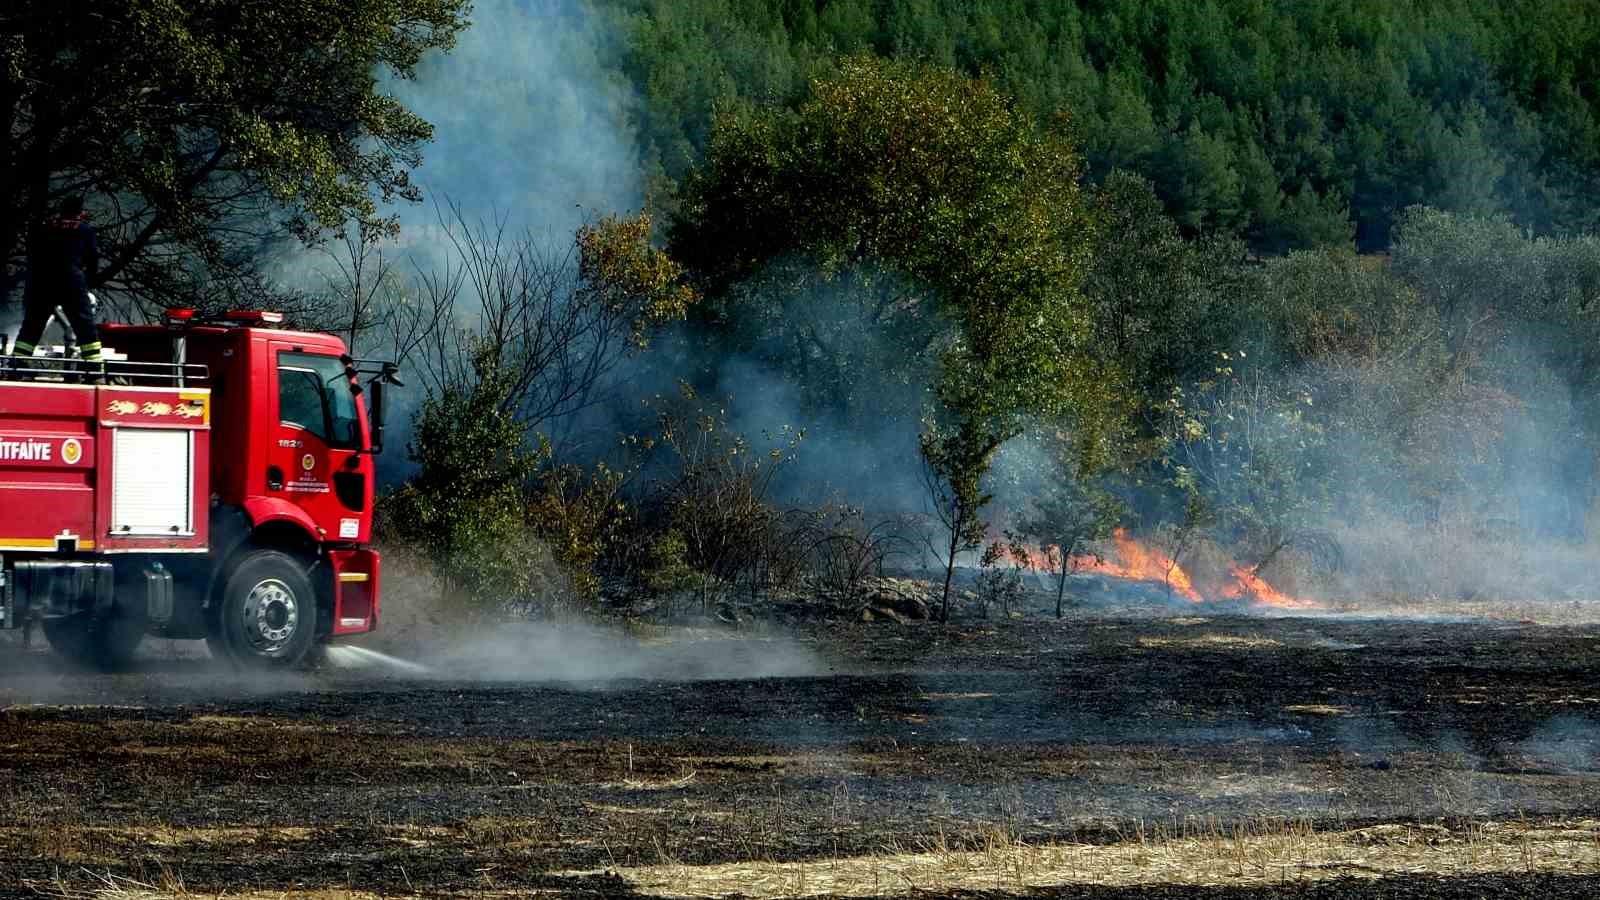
[13,200,104,370]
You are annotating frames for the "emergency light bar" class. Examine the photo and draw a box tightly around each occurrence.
[220,310,284,325]
[161,308,285,328]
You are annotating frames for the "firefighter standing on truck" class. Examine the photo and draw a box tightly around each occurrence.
[11,196,104,376]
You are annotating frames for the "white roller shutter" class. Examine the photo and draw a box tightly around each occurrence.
[112,429,194,536]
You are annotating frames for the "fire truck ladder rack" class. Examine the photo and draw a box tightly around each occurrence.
[0,355,209,387]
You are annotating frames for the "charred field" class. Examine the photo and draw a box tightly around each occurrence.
[2,613,1600,899]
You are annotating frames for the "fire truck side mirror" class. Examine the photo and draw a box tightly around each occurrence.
[367,379,387,454]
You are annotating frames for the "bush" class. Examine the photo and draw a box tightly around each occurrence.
[527,462,630,602]
[380,347,544,610]
[634,385,800,607]
[974,541,1027,619]
[790,504,912,605]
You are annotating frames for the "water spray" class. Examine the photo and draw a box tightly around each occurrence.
[324,644,432,675]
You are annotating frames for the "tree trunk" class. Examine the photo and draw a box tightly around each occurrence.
[1055,566,1068,619]
[939,523,959,624]
[939,557,954,623]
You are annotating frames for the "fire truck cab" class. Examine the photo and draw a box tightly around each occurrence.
[0,309,396,668]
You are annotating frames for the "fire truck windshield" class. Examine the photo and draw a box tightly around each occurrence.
[278,351,359,449]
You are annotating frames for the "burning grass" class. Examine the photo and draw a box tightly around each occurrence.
[1017,529,1322,611]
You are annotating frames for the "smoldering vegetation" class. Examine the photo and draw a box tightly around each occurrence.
[4,614,1599,900]
[11,6,1600,897]
[263,2,1600,646]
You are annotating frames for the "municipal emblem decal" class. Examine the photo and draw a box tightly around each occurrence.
[301,453,316,472]
[61,438,82,465]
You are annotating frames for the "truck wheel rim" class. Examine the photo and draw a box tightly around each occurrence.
[242,578,299,653]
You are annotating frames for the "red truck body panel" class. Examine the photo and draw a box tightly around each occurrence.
[0,385,98,552]
[0,382,210,553]
[327,547,381,635]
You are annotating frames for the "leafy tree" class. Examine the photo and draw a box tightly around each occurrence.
[383,348,545,608]
[384,208,696,608]
[1011,472,1123,619]
[1,0,468,309]
[1389,206,1544,378]
[1159,352,1329,575]
[671,57,1105,618]
[527,461,630,603]
[917,419,992,623]
[1082,170,1250,411]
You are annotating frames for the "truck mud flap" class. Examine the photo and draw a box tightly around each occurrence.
[326,548,380,636]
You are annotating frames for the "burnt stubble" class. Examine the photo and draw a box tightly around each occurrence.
[1,614,1597,898]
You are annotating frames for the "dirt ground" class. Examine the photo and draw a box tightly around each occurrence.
[2,612,1599,898]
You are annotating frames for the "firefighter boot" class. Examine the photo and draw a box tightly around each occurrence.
[5,340,38,382]
[77,341,107,385]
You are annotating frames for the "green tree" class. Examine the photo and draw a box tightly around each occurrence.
[384,348,545,609]
[1,0,468,308]
[387,208,695,610]
[1083,171,1247,393]
[671,57,1104,618]
[1160,352,1329,575]
[1011,470,1123,619]
[1388,207,1543,379]
[917,419,991,624]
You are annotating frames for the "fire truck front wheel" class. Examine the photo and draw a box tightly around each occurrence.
[208,550,317,668]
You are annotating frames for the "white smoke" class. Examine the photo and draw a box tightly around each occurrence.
[382,0,642,244]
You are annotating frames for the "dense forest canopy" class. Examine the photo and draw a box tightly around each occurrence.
[603,0,1600,251]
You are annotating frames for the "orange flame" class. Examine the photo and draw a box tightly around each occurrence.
[1071,529,1203,603]
[1219,563,1319,609]
[1016,528,1318,610]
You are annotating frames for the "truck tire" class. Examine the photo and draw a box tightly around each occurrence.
[208,549,317,668]
[42,612,145,670]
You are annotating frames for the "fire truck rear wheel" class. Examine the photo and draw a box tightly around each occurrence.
[41,612,145,670]
[209,550,317,668]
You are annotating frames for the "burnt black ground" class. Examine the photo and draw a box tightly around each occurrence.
[1,614,1599,897]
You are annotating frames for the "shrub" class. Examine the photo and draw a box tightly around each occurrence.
[974,541,1028,619]
[636,385,800,607]
[527,462,630,602]
[380,347,543,610]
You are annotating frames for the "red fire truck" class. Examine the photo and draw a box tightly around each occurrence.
[0,309,397,668]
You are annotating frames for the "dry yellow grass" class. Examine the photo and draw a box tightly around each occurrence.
[581,818,1600,899]
[1281,703,1351,716]
[33,871,403,900]
[24,818,1600,899]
